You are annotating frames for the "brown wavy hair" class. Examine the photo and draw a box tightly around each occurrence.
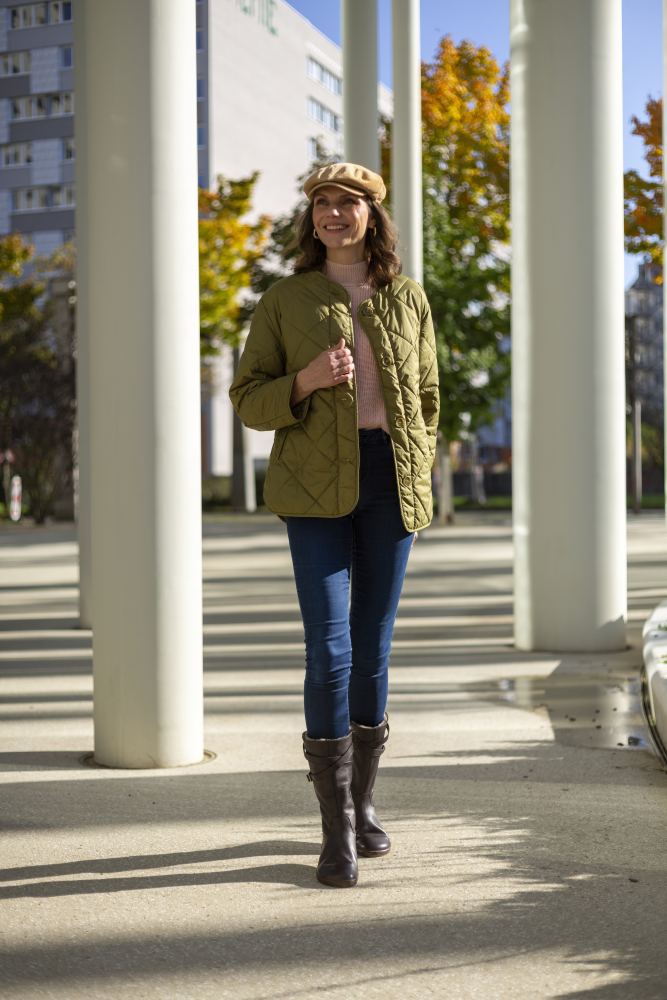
[293,196,402,287]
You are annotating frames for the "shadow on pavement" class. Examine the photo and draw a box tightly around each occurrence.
[2,515,667,997]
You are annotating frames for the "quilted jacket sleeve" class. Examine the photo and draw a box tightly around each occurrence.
[419,296,440,466]
[229,295,311,432]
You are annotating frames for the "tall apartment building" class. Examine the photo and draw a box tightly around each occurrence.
[0,0,74,258]
[0,0,393,477]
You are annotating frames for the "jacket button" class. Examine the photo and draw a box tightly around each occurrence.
[401,475,411,488]
[395,416,405,428]
[382,354,392,366]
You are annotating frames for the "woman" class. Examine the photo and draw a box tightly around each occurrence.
[230,162,439,888]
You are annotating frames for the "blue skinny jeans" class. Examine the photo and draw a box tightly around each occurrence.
[286,428,414,740]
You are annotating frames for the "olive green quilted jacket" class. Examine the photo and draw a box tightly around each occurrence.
[229,269,440,532]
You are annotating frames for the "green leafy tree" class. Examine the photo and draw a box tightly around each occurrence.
[0,235,76,522]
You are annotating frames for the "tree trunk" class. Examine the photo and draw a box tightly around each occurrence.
[231,346,257,513]
[436,436,455,525]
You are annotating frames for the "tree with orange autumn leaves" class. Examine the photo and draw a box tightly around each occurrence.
[624,96,663,275]
[198,173,271,509]
[381,37,511,519]
[198,172,270,356]
[418,37,511,449]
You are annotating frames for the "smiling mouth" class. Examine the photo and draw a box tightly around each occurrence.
[324,224,347,231]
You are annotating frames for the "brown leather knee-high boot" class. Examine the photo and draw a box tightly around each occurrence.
[302,731,358,888]
[350,715,391,857]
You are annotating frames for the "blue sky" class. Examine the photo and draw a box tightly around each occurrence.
[288,0,662,286]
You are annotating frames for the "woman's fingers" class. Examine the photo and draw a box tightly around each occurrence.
[331,346,352,361]
[329,342,353,383]
[303,342,354,389]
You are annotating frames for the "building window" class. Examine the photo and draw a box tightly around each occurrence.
[197,77,204,100]
[196,29,203,51]
[9,2,70,28]
[49,1,72,23]
[1,141,32,167]
[61,45,73,69]
[0,51,31,76]
[52,183,74,207]
[13,186,49,211]
[62,136,74,160]
[50,91,73,115]
[11,91,74,120]
[9,3,48,29]
[307,56,342,96]
[307,97,341,133]
[12,96,45,120]
[12,184,74,212]
[197,124,206,148]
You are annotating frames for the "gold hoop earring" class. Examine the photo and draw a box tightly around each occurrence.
[313,227,320,240]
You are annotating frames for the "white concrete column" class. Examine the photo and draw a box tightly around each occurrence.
[510,0,626,651]
[391,0,422,283]
[74,0,204,766]
[342,0,379,170]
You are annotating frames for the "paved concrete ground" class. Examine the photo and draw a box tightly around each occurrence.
[1,512,667,1000]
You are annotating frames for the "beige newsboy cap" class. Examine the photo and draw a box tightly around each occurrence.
[303,162,386,203]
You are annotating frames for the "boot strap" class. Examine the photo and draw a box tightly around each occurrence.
[303,743,350,782]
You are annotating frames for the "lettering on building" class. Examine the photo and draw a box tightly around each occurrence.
[236,0,278,36]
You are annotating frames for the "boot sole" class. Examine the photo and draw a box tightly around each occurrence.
[357,845,390,858]
[317,874,358,888]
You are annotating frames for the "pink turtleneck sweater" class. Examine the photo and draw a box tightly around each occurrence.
[325,259,389,433]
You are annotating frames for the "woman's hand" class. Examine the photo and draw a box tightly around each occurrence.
[291,338,354,405]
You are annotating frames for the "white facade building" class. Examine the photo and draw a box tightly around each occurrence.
[200,0,392,476]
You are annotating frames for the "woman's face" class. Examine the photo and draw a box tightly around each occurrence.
[312,185,372,261]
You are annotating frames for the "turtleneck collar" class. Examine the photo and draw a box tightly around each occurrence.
[325,258,371,287]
